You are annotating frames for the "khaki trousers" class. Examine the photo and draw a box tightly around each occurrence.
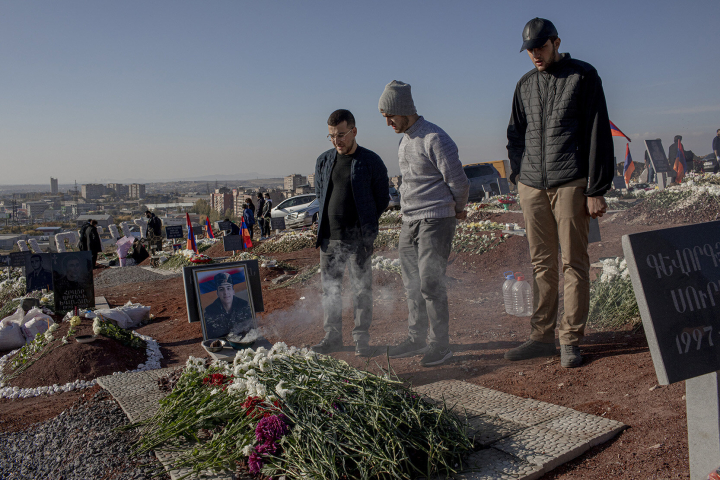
[518,179,590,346]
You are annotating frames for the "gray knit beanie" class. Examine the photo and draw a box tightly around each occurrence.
[378,80,416,116]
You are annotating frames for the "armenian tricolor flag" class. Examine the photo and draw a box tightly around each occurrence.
[186,213,198,254]
[609,121,631,142]
[674,139,687,184]
[205,216,215,239]
[196,267,246,294]
[623,143,634,187]
[241,218,253,249]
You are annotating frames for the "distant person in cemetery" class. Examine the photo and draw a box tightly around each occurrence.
[86,219,103,268]
[246,198,255,215]
[242,202,255,241]
[312,109,389,357]
[261,193,273,238]
[379,81,469,367]
[225,218,241,236]
[145,210,163,251]
[27,254,53,292]
[667,135,686,179]
[714,129,720,162]
[203,272,253,338]
[256,192,266,239]
[644,151,656,184]
[505,18,614,368]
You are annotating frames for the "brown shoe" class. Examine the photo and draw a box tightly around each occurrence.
[504,340,557,361]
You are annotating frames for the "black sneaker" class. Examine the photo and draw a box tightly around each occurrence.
[388,337,427,358]
[504,340,557,361]
[420,344,453,367]
[355,340,373,357]
[311,337,342,355]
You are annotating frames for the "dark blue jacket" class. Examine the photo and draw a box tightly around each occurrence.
[243,208,255,227]
[315,145,389,248]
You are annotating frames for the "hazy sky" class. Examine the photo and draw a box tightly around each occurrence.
[1,0,718,185]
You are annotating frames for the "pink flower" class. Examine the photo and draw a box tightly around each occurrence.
[248,453,263,474]
[255,414,289,443]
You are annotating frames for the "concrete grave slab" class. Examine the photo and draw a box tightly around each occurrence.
[98,373,625,480]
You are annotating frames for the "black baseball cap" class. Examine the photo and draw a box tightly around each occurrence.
[520,18,558,52]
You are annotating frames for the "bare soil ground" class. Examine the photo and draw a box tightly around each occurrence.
[0,209,695,479]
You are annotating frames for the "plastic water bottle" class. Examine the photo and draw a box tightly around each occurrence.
[512,274,533,316]
[502,271,516,315]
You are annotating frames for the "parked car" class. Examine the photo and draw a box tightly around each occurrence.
[270,194,316,219]
[388,187,401,210]
[285,198,320,229]
[463,163,502,201]
[272,194,319,229]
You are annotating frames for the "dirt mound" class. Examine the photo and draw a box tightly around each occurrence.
[202,241,228,258]
[615,190,720,225]
[7,319,146,390]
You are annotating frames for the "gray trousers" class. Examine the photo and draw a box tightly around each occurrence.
[399,217,456,348]
[319,239,373,343]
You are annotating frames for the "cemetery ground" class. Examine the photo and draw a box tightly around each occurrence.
[0,198,701,479]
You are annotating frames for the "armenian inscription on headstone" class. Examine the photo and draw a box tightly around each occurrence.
[165,225,184,239]
[623,222,720,384]
[223,234,245,252]
[623,221,720,480]
[51,251,95,312]
[270,216,285,231]
[10,251,28,268]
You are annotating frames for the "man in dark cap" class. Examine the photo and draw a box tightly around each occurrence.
[505,18,615,368]
[203,272,253,339]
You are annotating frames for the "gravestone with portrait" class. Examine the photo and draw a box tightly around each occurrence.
[51,251,95,312]
[622,221,720,479]
[25,253,53,294]
[181,260,264,341]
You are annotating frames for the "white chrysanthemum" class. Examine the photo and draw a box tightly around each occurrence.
[621,269,630,279]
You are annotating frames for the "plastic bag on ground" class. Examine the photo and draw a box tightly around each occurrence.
[119,301,151,324]
[22,316,54,342]
[93,308,136,329]
[0,308,28,350]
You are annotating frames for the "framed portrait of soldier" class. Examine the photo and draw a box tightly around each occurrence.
[51,251,95,312]
[25,253,53,294]
[191,263,256,340]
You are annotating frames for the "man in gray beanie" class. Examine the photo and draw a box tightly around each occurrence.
[379,80,469,367]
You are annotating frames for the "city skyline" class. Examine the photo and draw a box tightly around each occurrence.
[1,1,718,185]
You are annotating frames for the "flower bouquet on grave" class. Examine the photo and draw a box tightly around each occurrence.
[126,344,472,479]
[189,253,212,264]
[497,195,517,211]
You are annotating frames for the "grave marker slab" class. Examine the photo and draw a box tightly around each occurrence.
[222,235,245,252]
[51,251,95,312]
[270,216,285,231]
[165,225,184,240]
[612,176,626,190]
[645,139,669,173]
[10,251,28,268]
[496,178,510,194]
[623,221,720,479]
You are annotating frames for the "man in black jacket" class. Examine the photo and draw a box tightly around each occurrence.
[145,210,163,251]
[312,109,389,357]
[256,192,266,239]
[86,220,103,268]
[505,18,614,368]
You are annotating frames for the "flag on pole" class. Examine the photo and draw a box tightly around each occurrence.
[609,121,631,142]
[205,217,215,239]
[241,218,253,249]
[674,139,687,183]
[623,143,634,187]
[186,213,198,254]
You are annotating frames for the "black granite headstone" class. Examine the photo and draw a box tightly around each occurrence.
[217,221,233,233]
[496,178,510,195]
[270,217,286,231]
[10,251,28,268]
[51,251,95,312]
[0,255,10,268]
[612,176,626,189]
[622,221,720,384]
[165,225,184,239]
[223,235,245,252]
[645,139,669,173]
[192,226,203,236]
[25,252,53,293]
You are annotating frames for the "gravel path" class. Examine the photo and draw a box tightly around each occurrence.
[0,390,170,480]
[95,266,180,290]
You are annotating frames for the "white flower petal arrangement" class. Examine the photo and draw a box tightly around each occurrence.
[588,256,639,330]
[0,330,162,400]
